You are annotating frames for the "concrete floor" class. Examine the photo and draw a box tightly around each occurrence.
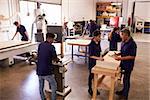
[0,34,150,100]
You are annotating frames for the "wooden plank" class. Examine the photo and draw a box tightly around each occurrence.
[92,74,98,100]
[95,51,120,70]
[109,77,115,100]
[0,40,31,50]
[67,39,91,46]
[91,51,120,100]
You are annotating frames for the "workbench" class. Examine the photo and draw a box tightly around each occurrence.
[0,40,37,66]
[67,39,91,63]
[92,51,120,100]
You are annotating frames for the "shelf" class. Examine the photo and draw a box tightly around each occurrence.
[96,2,122,26]
[96,16,114,19]
[96,2,111,5]
[96,9,120,13]
[96,8,106,12]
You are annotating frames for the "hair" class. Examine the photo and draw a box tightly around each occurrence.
[113,27,120,33]
[121,28,131,36]
[46,33,55,39]
[13,21,19,26]
[93,30,101,37]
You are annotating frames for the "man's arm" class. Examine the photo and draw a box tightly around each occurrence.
[114,52,121,56]
[25,31,29,39]
[12,32,18,40]
[114,56,135,61]
[108,32,112,41]
[90,56,104,61]
[51,46,60,62]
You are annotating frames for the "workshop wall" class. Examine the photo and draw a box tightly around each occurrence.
[62,0,96,22]
[0,0,19,41]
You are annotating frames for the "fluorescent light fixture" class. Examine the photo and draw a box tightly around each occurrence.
[111,3,122,6]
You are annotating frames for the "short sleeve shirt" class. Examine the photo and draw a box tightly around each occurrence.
[36,41,57,76]
[88,40,101,70]
[16,25,28,41]
[120,37,137,71]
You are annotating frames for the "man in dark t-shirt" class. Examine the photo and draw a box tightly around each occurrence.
[89,21,99,37]
[88,30,104,96]
[114,28,137,100]
[36,33,59,100]
[12,21,29,41]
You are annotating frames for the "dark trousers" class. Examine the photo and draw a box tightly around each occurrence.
[109,41,117,51]
[122,70,132,97]
[35,32,44,42]
[21,37,28,41]
[88,70,94,90]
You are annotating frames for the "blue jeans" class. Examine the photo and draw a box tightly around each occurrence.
[38,75,57,100]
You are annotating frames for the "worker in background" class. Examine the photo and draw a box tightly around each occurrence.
[108,27,121,51]
[82,21,90,36]
[36,33,59,100]
[12,21,29,41]
[114,28,137,100]
[89,20,99,37]
[88,30,104,96]
[82,17,85,33]
[35,14,47,42]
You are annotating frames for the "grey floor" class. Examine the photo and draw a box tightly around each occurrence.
[0,35,150,100]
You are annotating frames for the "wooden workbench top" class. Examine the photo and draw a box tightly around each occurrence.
[0,40,31,50]
[92,51,120,76]
[67,39,91,46]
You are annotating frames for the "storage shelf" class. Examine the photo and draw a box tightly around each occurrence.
[96,2,122,25]
[96,8,120,13]
[96,16,113,19]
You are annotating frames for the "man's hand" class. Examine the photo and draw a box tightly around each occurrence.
[11,36,15,40]
[114,56,121,61]
[12,32,17,40]
[114,52,121,56]
[98,57,104,61]
[53,57,60,63]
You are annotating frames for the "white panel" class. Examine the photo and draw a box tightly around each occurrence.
[135,1,150,21]
[0,0,9,18]
[97,0,122,2]
[127,0,150,19]
[25,0,62,4]
[62,0,96,22]
[0,0,19,41]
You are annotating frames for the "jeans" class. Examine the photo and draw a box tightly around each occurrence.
[38,75,57,100]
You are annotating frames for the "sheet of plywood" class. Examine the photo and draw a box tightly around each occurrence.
[0,40,31,50]
[96,51,120,70]
[67,39,91,46]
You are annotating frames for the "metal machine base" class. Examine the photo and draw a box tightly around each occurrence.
[44,59,72,99]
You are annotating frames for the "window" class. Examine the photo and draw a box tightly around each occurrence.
[19,1,61,40]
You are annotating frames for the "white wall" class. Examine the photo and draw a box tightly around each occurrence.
[0,0,19,41]
[97,0,122,2]
[23,0,62,5]
[134,1,150,21]
[62,0,96,22]
[127,0,150,22]
[0,1,10,20]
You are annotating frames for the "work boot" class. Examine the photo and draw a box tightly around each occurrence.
[88,89,93,96]
[88,89,100,96]
[116,90,123,95]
